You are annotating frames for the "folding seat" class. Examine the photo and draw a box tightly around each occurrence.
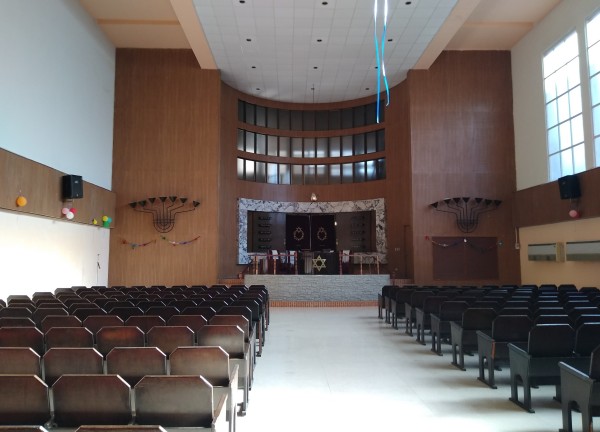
[146,326,194,356]
[42,347,104,385]
[52,374,132,427]
[430,301,469,355]
[0,326,44,355]
[211,314,255,380]
[476,314,532,388]
[415,296,448,345]
[96,326,145,356]
[404,290,434,336]
[0,375,50,425]
[40,315,82,333]
[170,346,239,432]
[508,323,576,412]
[450,308,496,370]
[134,375,227,429]
[45,327,94,349]
[198,324,249,415]
[105,346,166,386]
[0,347,41,375]
[231,299,263,355]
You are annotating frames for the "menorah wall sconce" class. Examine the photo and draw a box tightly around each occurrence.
[129,196,200,233]
[430,197,501,233]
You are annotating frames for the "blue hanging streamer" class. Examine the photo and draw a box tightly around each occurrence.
[374,0,390,123]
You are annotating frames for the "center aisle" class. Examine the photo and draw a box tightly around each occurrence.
[236,307,562,432]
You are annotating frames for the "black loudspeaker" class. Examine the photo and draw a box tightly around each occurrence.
[558,174,581,200]
[62,175,83,199]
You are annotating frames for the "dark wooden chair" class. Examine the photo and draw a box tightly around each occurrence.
[134,375,228,430]
[144,306,180,322]
[573,323,600,357]
[508,323,577,412]
[232,299,263,356]
[105,346,167,386]
[211,314,255,383]
[0,375,50,425]
[109,306,144,322]
[0,326,44,355]
[414,296,447,345]
[559,345,600,432]
[167,314,208,342]
[45,326,94,349]
[404,291,434,336]
[430,301,469,356]
[379,285,399,323]
[32,307,68,327]
[72,307,107,321]
[476,314,532,388]
[96,326,145,356]
[146,326,194,356]
[0,307,33,318]
[40,315,82,333]
[450,308,496,370]
[390,287,415,330]
[42,347,104,385]
[198,324,249,415]
[170,346,239,432]
[182,306,217,320]
[52,374,132,427]
[0,347,41,375]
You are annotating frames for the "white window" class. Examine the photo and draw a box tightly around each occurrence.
[543,32,585,181]
[587,11,600,166]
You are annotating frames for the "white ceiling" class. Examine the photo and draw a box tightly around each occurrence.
[79,0,561,103]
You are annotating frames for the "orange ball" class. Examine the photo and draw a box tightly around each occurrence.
[16,196,27,207]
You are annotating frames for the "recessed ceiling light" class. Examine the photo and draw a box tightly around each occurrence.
[322,1,328,5]
[374,66,378,69]
[405,1,412,4]
[246,38,252,42]
[365,88,370,91]
[256,88,260,91]
[251,66,256,69]
[313,66,318,69]
[316,38,323,42]
[388,38,393,42]
[239,0,245,3]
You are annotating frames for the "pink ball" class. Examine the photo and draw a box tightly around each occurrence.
[569,209,579,218]
[61,207,69,215]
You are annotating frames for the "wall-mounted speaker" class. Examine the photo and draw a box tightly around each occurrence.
[558,174,580,200]
[62,175,83,199]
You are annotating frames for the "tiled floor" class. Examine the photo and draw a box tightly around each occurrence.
[237,307,568,432]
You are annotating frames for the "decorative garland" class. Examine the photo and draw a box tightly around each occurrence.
[425,236,498,253]
[293,227,305,241]
[161,235,201,246]
[121,239,156,250]
[316,226,328,241]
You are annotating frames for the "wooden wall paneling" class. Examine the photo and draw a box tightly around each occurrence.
[408,51,520,285]
[0,148,115,226]
[110,49,221,286]
[514,167,600,227]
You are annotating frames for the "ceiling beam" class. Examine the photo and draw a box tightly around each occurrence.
[413,0,482,70]
[169,0,217,69]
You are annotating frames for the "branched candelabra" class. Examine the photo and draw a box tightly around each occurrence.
[129,196,200,233]
[430,197,501,233]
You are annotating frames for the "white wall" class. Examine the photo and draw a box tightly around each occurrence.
[512,0,599,190]
[0,0,115,298]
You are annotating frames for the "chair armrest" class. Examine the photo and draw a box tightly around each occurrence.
[476,330,493,343]
[559,361,594,383]
[213,393,229,431]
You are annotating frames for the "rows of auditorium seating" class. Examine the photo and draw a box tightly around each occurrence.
[0,283,269,432]
[378,283,600,432]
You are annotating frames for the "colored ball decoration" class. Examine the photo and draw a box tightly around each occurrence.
[569,209,580,219]
[16,196,27,207]
[66,211,74,220]
[61,207,70,215]
[92,219,98,225]
[70,208,77,214]
[102,215,108,222]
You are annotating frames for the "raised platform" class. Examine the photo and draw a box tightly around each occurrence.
[244,274,390,305]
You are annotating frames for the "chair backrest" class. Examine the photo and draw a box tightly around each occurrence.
[106,346,167,386]
[167,314,208,333]
[45,327,94,349]
[83,315,124,334]
[0,306,33,318]
[534,314,572,326]
[0,326,44,355]
[219,306,253,324]
[146,326,194,355]
[125,315,166,333]
[574,322,600,356]
[197,325,245,359]
[527,324,575,356]
[52,374,132,427]
[181,306,217,320]
[110,307,144,322]
[134,375,214,427]
[0,316,36,327]
[0,375,50,425]
[408,291,434,309]
[43,347,104,386]
[32,307,68,326]
[96,326,145,356]
[421,296,448,314]
[437,301,469,321]
[0,347,41,375]
[210,315,250,341]
[492,315,532,342]
[41,315,82,333]
[589,345,600,379]
[72,307,107,321]
[170,346,230,386]
[461,308,496,331]
[145,306,180,322]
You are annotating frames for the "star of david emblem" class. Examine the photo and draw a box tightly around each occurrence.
[312,255,327,271]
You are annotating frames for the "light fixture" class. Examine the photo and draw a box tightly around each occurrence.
[129,196,200,233]
[310,193,318,202]
[430,197,501,233]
